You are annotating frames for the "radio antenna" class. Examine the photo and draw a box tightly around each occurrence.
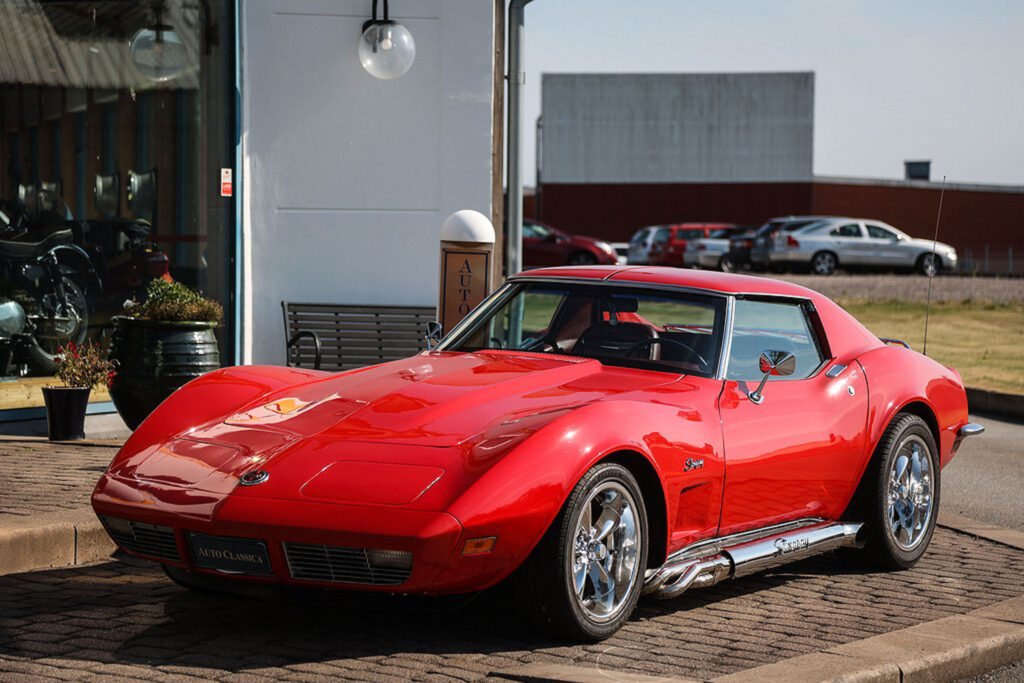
[923,176,946,356]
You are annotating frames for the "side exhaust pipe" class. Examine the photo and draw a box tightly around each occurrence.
[644,521,864,600]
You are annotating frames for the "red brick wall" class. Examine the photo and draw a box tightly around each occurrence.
[535,183,813,241]
[534,181,1024,263]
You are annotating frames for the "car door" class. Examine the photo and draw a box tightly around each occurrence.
[826,221,869,265]
[864,223,910,268]
[717,297,868,535]
[522,221,563,267]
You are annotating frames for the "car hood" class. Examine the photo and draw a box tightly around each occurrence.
[107,351,679,503]
[905,238,956,253]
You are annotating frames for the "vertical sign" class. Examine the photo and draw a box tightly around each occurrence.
[220,168,233,197]
[440,250,490,333]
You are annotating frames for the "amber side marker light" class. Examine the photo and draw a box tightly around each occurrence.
[463,537,497,555]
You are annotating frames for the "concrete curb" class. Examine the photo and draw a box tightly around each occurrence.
[0,507,113,576]
[493,596,1024,683]
[939,510,1024,552]
[966,387,1024,422]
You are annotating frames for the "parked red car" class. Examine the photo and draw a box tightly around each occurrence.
[92,267,981,641]
[522,219,618,267]
[648,222,736,267]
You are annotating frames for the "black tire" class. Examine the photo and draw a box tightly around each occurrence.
[512,462,648,641]
[568,251,598,266]
[810,251,838,276]
[917,253,941,277]
[842,413,939,570]
[719,254,736,272]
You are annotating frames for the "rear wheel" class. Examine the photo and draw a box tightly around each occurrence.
[841,413,939,569]
[719,254,737,272]
[512,462,648,641]
[811,251,838,275]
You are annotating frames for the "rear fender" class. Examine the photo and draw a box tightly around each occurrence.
[437,397,723,590]
[857,345,968,469]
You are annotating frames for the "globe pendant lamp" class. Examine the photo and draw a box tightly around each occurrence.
[359,0,416,80]
[130,8,187,83]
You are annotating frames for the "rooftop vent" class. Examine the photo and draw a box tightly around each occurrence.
[905,160,931,181]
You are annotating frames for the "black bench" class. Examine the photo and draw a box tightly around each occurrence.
[282,302,437,371]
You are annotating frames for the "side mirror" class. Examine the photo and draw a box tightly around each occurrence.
[425,321,443,350]
[749,350,796,405]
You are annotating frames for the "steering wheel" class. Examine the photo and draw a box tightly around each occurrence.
[519,335,563,354]
[626,337,709,370]
[489,337,505,349]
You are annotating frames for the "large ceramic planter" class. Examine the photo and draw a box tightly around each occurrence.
[42,386,91,440]
[109,316,220,430]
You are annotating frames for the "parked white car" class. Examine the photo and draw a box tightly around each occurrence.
[683,227,744,270]
[770,218,958,276]
[626,226,662,264]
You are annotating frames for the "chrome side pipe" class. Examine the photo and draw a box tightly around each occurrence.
[643,521,864,600]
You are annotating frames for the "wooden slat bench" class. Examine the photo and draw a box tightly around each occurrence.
[282,302,437,371]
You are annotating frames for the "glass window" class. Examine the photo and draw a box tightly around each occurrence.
[653,228,669,244]
[866,223,898,240]
[678,228,704,239]
[830,223,863,238]
[1,0,234,411]
[446,282,727,377]
[727,299,825,381]
[523,221,546,239]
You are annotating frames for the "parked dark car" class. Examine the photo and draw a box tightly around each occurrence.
[724,229,759,272]
[522,219,618,268]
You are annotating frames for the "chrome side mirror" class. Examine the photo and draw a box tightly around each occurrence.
[749,350,796,405]
[425,321,443,350]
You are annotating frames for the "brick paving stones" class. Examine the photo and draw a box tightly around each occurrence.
[0,437,117,518]
[1,527,1022,681]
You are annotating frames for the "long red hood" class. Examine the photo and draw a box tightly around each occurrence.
[107,351,682,503]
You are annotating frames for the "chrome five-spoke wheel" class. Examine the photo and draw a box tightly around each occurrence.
[513,462,648,640]
[886,435,933,550]
[570,481,641,622]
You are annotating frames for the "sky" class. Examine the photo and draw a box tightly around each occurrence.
[521,0,1024,187]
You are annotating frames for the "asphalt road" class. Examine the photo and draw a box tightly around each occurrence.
[943,412,1024,531]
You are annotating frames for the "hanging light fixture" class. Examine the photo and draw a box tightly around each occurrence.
[130,4,188,82]
[359,0,416,80]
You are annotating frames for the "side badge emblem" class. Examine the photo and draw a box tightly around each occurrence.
[239,470,270,486]
[684,458,704,472]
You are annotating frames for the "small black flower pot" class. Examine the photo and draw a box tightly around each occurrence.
[42,386,91,441]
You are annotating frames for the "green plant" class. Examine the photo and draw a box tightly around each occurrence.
[125,279,223,324]
[54,342,115,390]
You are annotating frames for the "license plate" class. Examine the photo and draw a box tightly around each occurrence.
[189,533,273,576]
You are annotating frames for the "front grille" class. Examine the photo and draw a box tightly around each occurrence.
[283,543,412,586]
[101,517,180,562]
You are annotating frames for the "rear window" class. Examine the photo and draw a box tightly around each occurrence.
[676,228,705,239]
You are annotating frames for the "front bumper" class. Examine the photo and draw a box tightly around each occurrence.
[92,473,505,594]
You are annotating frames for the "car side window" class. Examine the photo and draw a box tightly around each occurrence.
[830,223,862,238]
[524,222,550,240]
[866,224,898,240]
[726,300,825,382]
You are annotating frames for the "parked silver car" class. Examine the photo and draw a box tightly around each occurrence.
[770,218,958,276]
[683,227,744,270]
[626,225,662,264]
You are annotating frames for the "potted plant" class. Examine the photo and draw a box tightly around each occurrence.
[43,342,114,441]
[109,279,223,430]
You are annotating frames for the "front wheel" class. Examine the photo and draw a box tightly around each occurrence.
[918,253,941,277]
[512,462,648,641]
[842,413,939,569]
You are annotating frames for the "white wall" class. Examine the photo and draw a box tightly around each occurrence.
[240,0,494,364]
[541,72,814,184]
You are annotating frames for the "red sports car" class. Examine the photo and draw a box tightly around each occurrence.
[92,267,982,641]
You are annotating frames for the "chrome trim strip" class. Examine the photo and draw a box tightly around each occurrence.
[656,517,825,568]
[716,295,736,381]
[825,363,848,378]
[879,337,911,349]
[958,423,985,438]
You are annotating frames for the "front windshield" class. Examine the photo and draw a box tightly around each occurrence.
[440,282,727,377]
